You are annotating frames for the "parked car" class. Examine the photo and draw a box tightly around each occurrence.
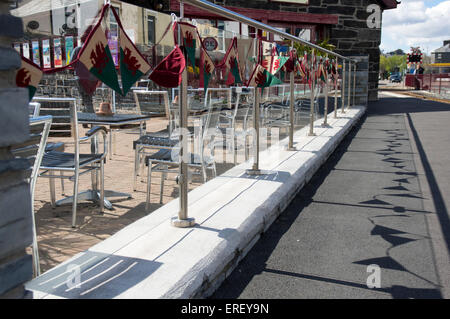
[390,74,402,83]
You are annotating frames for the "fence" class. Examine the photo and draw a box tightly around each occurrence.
[405,73,450,96]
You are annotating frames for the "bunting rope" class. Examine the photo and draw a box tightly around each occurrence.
[15,3,338,99]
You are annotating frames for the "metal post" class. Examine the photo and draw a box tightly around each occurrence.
[172,1,195,228]
[308,49,316,136]
[334,58,338,118]
[347,61,351,109]
[353,62,356,106]
[246,86,263,175]
[341,60,346,114]
[322,57,329,127]
[287,43,295,150]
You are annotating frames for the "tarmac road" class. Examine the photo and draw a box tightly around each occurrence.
[212,92,450,299]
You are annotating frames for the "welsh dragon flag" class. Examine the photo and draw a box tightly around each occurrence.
[15,57,42,101]
[111,8,151,96]
[178,22,198,71]
[220,37,242,86]
[261,55,289,75]
[77,20,122,95]
[247,64,282,90]
[199,47,215,93]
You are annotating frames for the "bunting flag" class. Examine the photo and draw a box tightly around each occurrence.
[199,47,215,93]
[178,22,198,71]
[284,50,297,73]
[331,60,338,82]
[149,45,185,88]
[112,7,151,96]
[15,57,42,101]
[77,19,122,95]
[317,59,327,84]
[218,37,242,86]
[261,55,289,75]
[300,53,310,85]
[247,64,282,89]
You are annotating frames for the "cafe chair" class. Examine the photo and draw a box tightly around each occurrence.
[38,100,108,228]
[144,104,220,211]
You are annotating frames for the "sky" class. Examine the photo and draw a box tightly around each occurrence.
[380,0,450,54]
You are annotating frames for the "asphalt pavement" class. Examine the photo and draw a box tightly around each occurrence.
[212,92,450,299]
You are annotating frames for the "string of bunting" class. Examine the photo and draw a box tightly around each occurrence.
[15,3,338,101]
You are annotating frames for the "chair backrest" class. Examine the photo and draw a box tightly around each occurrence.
[11,116,52,203]
[133,90,170,118]
[32,97,78,140]
[29,102,41,118]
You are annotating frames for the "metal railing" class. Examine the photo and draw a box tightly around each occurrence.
[173,0,359,227]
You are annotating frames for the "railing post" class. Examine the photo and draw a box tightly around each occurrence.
[288,42,295,150]
[322,56,329,127]
[334,58,338,118]
[246,86,263,175]
[341,60,346,114]
[308,49,316,136]
[347,61,351,109]
[172,1,195,228]
[353,62,356,106]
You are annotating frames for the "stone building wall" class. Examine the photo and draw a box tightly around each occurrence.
[0,0,34,298]
[211,0,387,101]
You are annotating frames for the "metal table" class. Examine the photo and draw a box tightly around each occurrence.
[55,113,152,210]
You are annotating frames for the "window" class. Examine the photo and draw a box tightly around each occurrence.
[147,15,155,44]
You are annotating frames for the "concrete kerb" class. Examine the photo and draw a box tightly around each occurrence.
[26,106,366,299]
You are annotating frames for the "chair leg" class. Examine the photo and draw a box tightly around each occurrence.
[109,128,113,160]
[133,147,139,191]
[100,161,104,213]
[71,169,80,228]
[49,172,56,209]
[140,153,146,183]
[60,171,65,196]
[145,162,152,213]
[160,168,166,204]
[201,164,207,183]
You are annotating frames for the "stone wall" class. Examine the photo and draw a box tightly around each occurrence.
[211,0,385,101]
[0,0,34,299]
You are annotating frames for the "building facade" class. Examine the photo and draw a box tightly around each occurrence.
[156,0,398,101]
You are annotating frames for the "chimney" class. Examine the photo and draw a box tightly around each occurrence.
[444,40,450,46]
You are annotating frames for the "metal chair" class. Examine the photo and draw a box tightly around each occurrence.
[29,102,41,118]
[11,115,52,277]
[38,100,108,228]
[144,102,220,211]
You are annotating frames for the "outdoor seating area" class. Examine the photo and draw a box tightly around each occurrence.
[28,81,339,274]
[9,0,360,283]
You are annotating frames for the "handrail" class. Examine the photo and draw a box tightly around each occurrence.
[178,0,357,63]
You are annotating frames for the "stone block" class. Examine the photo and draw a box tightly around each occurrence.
[0,47,21,71]
[0,88,29,147]
[0,217,33,261]
[0,254,32,296]
[0,182,31,229]
[0,14,23,38]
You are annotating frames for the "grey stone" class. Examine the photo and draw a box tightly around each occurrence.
[0,47,21,70]
[0,14,23,38]
[0,217,33,261]
[0,88,29,147]
[0,183,31,230]
[0,254,32,296]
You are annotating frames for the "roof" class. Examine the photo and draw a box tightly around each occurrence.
[433,44,450,53]
[376,0,399,9]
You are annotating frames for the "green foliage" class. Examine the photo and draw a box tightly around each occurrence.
[380,54,407,74]
[283,38,336,58]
